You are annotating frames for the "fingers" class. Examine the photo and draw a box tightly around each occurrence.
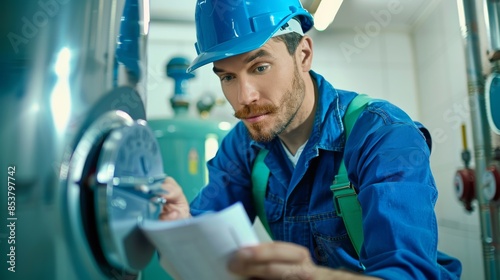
[233,262,315,280]
[158,177,191,221]
[161,177,182,198]
[228,242,316,280]
[159,177,187,203]
[158,208,182,220]
[237,242,312,263]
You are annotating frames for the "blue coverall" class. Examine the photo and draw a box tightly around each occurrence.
[190,70,462,279]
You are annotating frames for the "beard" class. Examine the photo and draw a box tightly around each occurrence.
[234,66,306,142]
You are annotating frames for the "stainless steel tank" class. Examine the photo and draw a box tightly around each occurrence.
[0,0,164,279]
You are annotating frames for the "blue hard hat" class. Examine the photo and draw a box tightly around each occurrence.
[187,0,314,73]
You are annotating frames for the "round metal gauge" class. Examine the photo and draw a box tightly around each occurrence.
[94,119,166,272]
[482,166,500,201]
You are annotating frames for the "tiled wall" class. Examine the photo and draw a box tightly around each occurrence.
[412,1,489,279]
[146,1,490,277]
[308,29,420,120]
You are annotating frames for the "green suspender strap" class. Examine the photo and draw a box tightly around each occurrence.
[330,93,372,257]
[251,148,273,238]
[251,94,372,256]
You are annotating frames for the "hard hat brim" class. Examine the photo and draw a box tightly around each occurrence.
[187,13,313,73]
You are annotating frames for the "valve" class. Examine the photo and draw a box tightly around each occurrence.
[166,56,196,116]
[455,123,476,211]
[454,168,476,211]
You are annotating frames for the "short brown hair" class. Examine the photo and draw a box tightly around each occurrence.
[272,32,303,56]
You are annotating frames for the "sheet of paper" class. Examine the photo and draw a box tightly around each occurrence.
[139,202,260,280]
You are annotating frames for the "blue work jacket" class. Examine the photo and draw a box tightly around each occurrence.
[190,71,462,279]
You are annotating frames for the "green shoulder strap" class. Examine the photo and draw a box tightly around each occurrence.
[251,94,372,256]
[330,94,372,256]
[251,148,272,238]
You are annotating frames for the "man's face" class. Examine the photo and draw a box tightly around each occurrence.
[212,39,305,142]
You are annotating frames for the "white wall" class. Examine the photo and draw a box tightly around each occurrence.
[146,2,491,278]
[412,1,492,279]
[309,28,420,120]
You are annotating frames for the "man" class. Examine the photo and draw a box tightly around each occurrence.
[160,0,462,279]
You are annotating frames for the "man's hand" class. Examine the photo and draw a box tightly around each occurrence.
[227,242,381,280]
[227,242,316,279]
[158,176,191,221]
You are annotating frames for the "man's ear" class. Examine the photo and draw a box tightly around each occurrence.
[298,36,313,72]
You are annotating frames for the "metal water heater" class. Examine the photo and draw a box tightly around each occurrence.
[0,0,166,279]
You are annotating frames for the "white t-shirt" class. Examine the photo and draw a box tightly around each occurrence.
[280,140,308,168]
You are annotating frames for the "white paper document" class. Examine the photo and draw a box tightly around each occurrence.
[139,202,260,280]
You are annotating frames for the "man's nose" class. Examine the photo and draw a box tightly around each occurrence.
[237,77,259,105]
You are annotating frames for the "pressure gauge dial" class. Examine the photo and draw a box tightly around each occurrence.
[94,119,166,272]
[482,166,500,201]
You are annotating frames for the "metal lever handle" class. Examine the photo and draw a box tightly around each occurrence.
[112,174,167,186]
[112,174,168,205]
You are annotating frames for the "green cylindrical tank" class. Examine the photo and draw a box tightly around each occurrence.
[141,56,232,280]
[148,117,231,201]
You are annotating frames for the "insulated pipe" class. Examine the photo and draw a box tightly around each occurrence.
[460,0,500,279]
[485,0,500,60]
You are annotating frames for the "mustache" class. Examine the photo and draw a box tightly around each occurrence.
[234,103,278,119]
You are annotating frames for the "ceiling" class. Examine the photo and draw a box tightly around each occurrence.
[149,0,437,31]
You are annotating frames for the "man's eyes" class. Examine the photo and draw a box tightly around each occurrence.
[255,65,269,73]
[220,75,235,82]
[218,64,270,82]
